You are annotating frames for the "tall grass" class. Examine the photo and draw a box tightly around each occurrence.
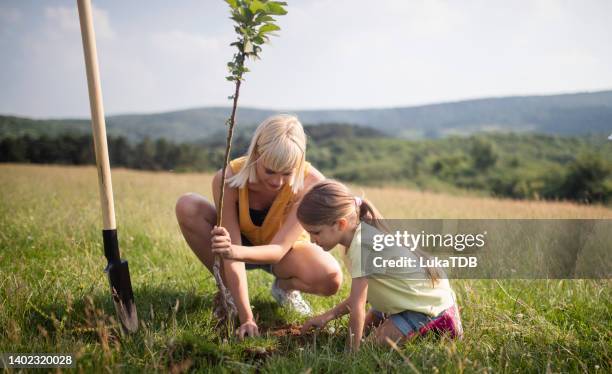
[0,164,610,372]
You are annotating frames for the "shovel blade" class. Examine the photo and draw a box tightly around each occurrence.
[106,259,138,333]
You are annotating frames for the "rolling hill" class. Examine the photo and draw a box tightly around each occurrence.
[1,90,611,143]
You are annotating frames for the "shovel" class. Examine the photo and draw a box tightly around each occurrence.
[77,0,138,333]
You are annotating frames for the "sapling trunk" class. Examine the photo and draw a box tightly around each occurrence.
[212,77,243,322]
[212,0,288,327]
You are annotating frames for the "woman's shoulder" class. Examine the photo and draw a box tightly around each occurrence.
[214,161,237,180]
[213,156,245,186]
[302,163,324,189]
[294,165,324,200]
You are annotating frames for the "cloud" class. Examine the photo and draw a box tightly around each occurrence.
[45,5,115,40]
[150,30,224,59]
[3,0,612,117]
[0,7,21,23]
[4,4,119,117]
[385,0,466,37]
[238,0,469,109]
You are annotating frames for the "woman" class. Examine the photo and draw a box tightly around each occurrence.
[176,114,343,339]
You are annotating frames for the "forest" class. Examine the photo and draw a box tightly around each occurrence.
[1,124,610,203]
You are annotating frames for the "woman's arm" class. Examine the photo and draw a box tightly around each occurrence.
[231,202,305,263]
[221,167,326,264]
[211,169,255,329]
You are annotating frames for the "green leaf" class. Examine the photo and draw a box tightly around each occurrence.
[249,0,266,14]
[225,0,238,10]
[242,6,254,23]
[254,14,275,24]
[238,5,249,22]
[259,23,280,34]
[265,2,288,15]
[230,13,247,24]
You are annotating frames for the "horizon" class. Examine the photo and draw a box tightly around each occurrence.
[3,88,611,120]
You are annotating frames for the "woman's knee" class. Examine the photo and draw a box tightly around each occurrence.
[318,268,343,296]
[304,251,342,296]
[175,193,198,221]
[175,193,216,225]
[308,248,343,296]
[276,243,343,295]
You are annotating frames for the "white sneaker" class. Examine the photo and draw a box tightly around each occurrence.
[270,279,312,315]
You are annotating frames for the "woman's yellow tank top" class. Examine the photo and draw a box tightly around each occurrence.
[229,156,310,246]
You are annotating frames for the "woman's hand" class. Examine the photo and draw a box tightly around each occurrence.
[211,226,241,260]
[236,319,259,340]
[301,312,332,334]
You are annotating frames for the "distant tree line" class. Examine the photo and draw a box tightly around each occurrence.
[1,128,610,204]
[304,132,612,205]
[0,134,227,172]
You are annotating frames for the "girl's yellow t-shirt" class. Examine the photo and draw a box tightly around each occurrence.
[345,223,456,316]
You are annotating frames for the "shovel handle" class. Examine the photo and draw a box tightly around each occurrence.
[77,0,116,230]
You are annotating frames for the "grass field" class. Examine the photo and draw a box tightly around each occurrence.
[1,164,610,372]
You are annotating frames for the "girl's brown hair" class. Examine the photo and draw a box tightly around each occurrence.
[297,180,440,284]
[297,180,387,232]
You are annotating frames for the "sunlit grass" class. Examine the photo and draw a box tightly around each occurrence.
[1,164,610,372]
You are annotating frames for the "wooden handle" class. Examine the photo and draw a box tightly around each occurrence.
[77,0,116,230]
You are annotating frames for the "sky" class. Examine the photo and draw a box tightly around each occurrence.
[1,0,611,118]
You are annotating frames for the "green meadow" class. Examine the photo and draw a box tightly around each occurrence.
[1,164,610,372]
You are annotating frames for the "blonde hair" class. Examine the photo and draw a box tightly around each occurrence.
[227,114,307,194]
[297,180,440,284]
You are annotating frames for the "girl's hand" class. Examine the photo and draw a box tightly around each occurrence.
[301,313,331,334]
[236,319,259,340]
[211,226,240,260]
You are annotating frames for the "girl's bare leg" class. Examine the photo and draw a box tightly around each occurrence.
[364,309,385,335]
[372,319,407,346]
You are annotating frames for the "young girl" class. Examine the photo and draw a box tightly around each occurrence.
[297,180,462,351]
